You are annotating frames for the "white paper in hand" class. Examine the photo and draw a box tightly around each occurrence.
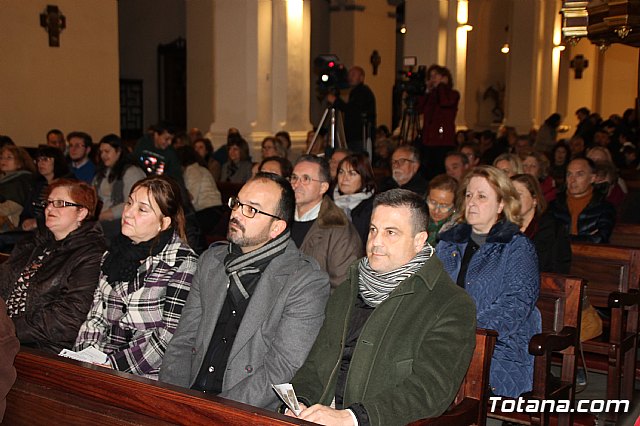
[58,347,109,364]
[272,383,301,416]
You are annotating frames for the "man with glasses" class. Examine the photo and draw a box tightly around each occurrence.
[161,172,330,409]
[379,146,428,197]
[67,131,95,184]
[290,155,363,289]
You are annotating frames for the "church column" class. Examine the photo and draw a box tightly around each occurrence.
[186,0,311,157]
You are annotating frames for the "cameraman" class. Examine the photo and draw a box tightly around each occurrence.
[416,64,460,179]
[327,66,376,153]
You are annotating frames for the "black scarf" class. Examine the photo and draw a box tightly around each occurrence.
[102,228,175,285]
[223,230,290,306]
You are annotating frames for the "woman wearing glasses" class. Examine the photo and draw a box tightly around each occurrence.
[425,174,457,246]
[333,153,376,248]
[0,178,106,353]
[75,175,197,379]
[436,166,541,398]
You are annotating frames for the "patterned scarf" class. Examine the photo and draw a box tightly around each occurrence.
[223,230,290,304]
[358,243,434,307]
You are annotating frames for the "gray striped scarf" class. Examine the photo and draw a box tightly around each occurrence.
[358,243,434,307]
[224,230,290,301]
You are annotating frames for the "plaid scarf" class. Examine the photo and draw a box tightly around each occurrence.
[358,243,434,307]
[223,230,290,304]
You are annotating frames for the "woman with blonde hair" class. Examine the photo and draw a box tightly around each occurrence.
[493,152,523,178]
[437,165,541,398]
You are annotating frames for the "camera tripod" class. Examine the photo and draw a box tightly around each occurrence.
[399,96,422,145]
[307,105,347,154]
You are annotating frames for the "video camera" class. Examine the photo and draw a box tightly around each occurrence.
[397,65,427,97]
[314,54,350,92]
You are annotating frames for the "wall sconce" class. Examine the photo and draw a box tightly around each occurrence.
[553,44,566,52]
[459,24,473,32]
[399,24,407,34]
[501,43,510,54]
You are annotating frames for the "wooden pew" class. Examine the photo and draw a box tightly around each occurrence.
[410,328,497,426]
[488,273,588,426]
[610,222,640,248]
[5,348,312,425]
[569,243,640,422]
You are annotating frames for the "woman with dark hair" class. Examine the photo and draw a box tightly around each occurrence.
[426,174,457,245]
[220,137,252,184]
[512,173,571,273]
[176,145,223,234]
[417,64,460,179]
[0,179,106,353]
[333,153,376,248]
[75,175,197,379]
[20,145,72,232]
[259,156,293,179]
[437,166,541,398]
[522,151,556,203]
[193,137,220,181]
[550,140,571,190]
[94,134,146,241]
[534,113,561,154]
[0,145,35,231]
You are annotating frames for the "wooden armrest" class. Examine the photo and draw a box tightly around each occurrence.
[608,290,640,308]
[528,326,577,356]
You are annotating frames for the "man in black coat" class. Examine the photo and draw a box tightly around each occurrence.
[549,157,616,243]
[327,66,376,153]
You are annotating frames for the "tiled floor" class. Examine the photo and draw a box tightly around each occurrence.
[486,372,639,425]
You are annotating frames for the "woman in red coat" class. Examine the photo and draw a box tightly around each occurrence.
[417,65,460,179]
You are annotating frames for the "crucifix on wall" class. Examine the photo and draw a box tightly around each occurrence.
[570,54,589,79]
[40,5,66,47]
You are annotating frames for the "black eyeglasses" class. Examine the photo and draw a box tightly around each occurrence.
[228,197,282,220]
[40,200,85,209]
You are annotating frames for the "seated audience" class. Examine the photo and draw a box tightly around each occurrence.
[275,130,292,157]
[379,145,428,196]
[134,123,183,184]
[549,157,616,243]
[67,131,96,184]
[512,174,571,273]
[444,151,470,182]
[177,145,223,235]
[550,140,571,189]
[220,136,252,184]
[0,145,35,232]
[533,113,561,154]
[594,161,627,213]
[426,174,457,246]
[75,176,198,379]
[0,179,106,353]
[193,137,221,182]
[261,136,287,159]
[372,137,394,170]
[493,152,523,177]
[287,189,476,425]
[21,146,72,232]
[522,151,556,202]
[161,172,329,409]
[437,165,541,397]
[258,156,293,179]
[333,153,376,248]
[0,298,19,422]
[290,155,363,289]
[46,128,66,153]
[94,134,147,242]
[459,142,481,168]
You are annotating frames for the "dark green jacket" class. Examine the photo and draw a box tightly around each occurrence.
[291,255,476,426]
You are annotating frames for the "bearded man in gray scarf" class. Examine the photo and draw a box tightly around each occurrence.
[286,189,477,426]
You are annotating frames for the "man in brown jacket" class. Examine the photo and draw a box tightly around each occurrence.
[0,298,19,421]
[289,155,363,289]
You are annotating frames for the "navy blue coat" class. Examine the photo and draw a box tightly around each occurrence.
[436,221,541,397]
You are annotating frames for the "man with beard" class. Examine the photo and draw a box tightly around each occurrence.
[379,145,428,197]
[160,172,330,409]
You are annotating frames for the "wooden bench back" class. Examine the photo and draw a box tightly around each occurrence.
[569,242,640,308]
[610,223,640,248]
[5,349,311,425]
[537,272,583,335]
[410,328,497,426]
